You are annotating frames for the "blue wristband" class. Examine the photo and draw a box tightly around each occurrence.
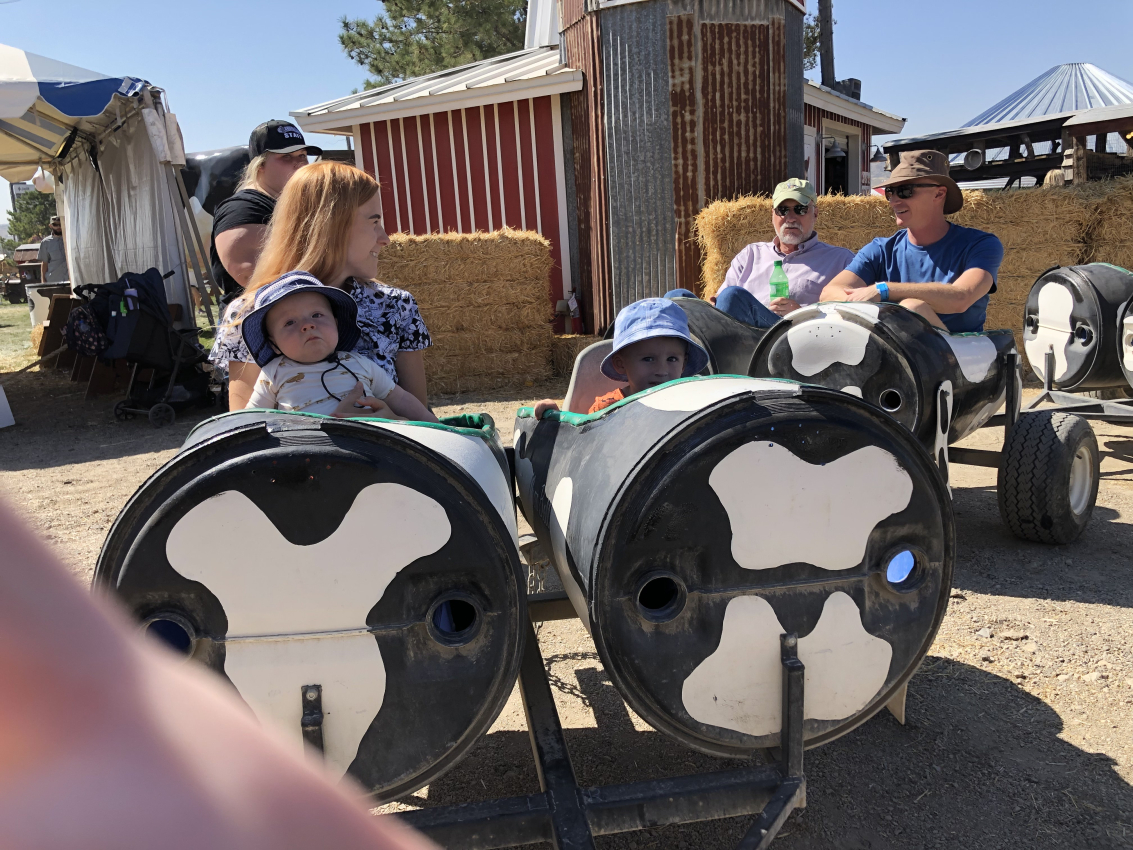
[876,282,890,302]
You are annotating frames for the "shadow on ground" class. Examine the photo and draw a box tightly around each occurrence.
[950,483,1132,609]
[398,655,1132,850]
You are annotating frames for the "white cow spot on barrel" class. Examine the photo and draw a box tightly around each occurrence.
[939,331,997,383]
[682,596,785,736]
[840,386,863,398]
[165,484,450,777]
[786,311,874,376]
[1123,316,1133,371]
[709,441,913,571]
[1023,283,1076,383]
[797,592,893,720]
[637,377,798,412]
[548,476,591,630]
[683,592,892,736]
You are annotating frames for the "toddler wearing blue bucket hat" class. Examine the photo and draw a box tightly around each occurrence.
[535,298,709,418]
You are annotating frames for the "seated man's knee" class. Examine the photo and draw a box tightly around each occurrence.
[899,298,946,329]
[715,286,756,312]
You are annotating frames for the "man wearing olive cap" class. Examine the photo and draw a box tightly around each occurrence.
[666,178,852,328]
[820,149,1003,333]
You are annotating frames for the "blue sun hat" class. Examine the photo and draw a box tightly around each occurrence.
[240,271,361,367]
[601,298,710,381]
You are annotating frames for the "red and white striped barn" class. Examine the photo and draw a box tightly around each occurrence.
[292,47,583,330]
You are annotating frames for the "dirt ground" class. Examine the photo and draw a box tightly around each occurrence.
[1,362,1131,849]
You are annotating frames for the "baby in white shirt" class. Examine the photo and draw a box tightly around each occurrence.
[239,272,436,422]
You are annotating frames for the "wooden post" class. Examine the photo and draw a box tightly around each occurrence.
[1072,135,1089,184]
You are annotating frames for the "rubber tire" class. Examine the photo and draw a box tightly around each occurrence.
[998,411,1099,544]
[148,403,176,429]
[1080,387,1133,400]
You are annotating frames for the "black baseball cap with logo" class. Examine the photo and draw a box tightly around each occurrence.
[248,120,323,159]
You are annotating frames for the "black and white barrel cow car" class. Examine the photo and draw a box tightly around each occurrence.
[749,301,1101,545]
[96,410,525,801]
[1023,263,1133,394]
[514,367,954,757]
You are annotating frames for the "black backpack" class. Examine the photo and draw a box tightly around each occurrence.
[75,269,183,368]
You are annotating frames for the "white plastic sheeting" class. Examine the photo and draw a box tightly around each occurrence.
[56,107,191,320]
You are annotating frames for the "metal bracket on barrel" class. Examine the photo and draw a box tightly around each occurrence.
[301,684,324,752]
[398,619,807,849]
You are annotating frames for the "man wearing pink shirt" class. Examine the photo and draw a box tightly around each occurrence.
[667,178,853,328]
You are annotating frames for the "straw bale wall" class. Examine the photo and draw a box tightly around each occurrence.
[375,230,554,394]
[1089,176,1133,272]
[695,184,1122,360]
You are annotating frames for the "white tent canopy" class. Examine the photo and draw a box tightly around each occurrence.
[0,43,196,321]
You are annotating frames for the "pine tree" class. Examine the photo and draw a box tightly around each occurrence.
[1,191,57,255]
[340,0,528,90]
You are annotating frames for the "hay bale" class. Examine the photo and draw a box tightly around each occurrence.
[552,334,602,377]
[1087,176,1133,272]
[375,229,554,395]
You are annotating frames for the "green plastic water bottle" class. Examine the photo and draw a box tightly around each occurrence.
[769,260,790,300]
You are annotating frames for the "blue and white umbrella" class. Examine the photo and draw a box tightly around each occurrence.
[0,43,145,181]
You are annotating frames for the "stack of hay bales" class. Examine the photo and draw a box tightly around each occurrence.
[697,187,1097,359]
[552,334,602,377]
[1087,176,1133,272]
[951,188,1094,340]
[375,230,553,395]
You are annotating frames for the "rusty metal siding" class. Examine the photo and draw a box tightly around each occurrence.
[602,0,677,311]
[784,8,804,177]
[668,12,700,293]
[562,13,613,332]
[559,0,587,30]
[700,20,787,201]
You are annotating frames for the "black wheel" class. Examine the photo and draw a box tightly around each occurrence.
[114,401,136,421]
[148,403,176,429]
[998,411,1099,544]
[1080,387,1133,400]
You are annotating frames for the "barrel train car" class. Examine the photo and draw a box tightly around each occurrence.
[96,410,525,802]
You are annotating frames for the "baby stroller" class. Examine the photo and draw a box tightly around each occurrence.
[72,269,215,428]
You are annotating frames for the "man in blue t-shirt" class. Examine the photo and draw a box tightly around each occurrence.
[820,150,1003,333]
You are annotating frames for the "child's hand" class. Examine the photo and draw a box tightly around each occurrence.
[534,399,561,420]
[330,382,398,419]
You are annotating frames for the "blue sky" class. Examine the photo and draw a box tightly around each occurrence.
[4,0,1133,219]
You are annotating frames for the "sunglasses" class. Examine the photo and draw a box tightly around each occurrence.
[773,204,811,217]
[883,183,942,200]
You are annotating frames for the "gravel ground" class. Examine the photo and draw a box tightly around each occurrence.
[0,366,1130,849]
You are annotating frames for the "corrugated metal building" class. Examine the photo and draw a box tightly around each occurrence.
[292,48,584,331]
[294,0,818,333]
[559,0,807,330]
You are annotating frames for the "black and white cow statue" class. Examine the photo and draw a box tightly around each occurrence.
[1023,263,1133,392]
[514,372,954,756]
[178,146,251,262]
[97,410,524,801]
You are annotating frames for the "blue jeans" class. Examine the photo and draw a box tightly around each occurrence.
[663,288,781,329]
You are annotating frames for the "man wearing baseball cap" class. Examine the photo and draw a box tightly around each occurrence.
[210,121,323,299]
[820,150,1003,333]
[665,178,852,328]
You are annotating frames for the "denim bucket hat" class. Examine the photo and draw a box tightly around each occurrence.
[601,298,710,381]
[240,271,361,367]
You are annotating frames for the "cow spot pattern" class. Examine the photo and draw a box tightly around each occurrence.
[637,377,798,413]
[939,331,998,383]
[682,592,893,736]
[165,484,451,776]
[1024,283,1079,383]
[785,310,874,376]
[709,441,914,572]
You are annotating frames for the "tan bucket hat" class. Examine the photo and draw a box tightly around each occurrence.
[877,150,963,214]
